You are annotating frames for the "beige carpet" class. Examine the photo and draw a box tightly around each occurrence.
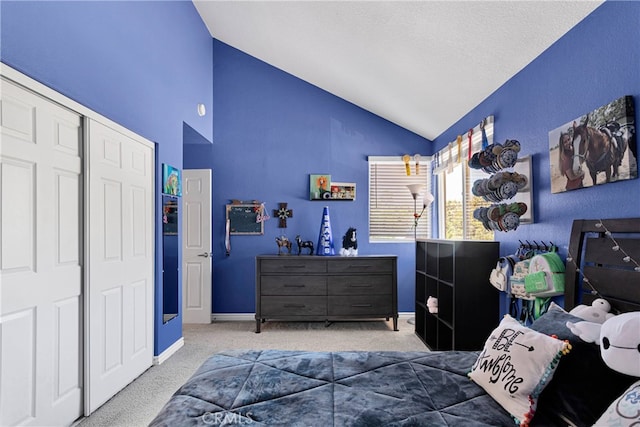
[76,317,427,427]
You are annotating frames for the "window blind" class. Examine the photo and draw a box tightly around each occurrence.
[368,156,432,242]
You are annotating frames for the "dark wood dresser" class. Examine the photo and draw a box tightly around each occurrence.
[255,255,398,333]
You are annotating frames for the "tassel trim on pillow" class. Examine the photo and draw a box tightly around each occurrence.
[517,340,571,427]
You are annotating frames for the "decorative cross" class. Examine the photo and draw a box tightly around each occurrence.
[273,202,293,228]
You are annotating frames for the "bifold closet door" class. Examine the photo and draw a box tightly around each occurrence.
[0,78,83,426]
[85,119,154,414]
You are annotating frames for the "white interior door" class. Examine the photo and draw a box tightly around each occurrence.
[182,169,212,324]
[85,119,154,413]
[0,78,83,426]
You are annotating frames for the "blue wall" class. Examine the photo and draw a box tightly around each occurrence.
[431,2,640,313]
[1,0,214,355]
[183,40,430,314]
[4,0,639,351]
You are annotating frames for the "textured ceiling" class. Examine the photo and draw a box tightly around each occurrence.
[194,1,603,140]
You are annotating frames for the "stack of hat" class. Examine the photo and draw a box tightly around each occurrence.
[472,172,528,203]
[470,138,529,233]
[469,139,521,173]
[474,202,528,232]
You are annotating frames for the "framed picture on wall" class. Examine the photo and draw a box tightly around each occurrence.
[549,95,637,193]
[309,174,331,200]
[330,182,356,200]
[162,164,182,196]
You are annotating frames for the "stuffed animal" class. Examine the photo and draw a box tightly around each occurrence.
[569,298,615,324]
[427,296,438,314]
[339,227,358,256]
[567,311,640,377]
[567,312,640,426]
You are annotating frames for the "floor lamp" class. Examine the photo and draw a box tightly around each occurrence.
[406,184,434,325]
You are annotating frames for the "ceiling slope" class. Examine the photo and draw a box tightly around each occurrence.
[194,1,602,140]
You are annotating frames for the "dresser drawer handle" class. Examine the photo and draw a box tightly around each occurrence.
[284,265,307,269]
[284,304,306,308]
[350,284,372,288]
[351,304,372,308]
[348,264,372,269]
[284,284,305,287]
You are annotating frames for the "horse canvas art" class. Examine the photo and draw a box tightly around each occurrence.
[549,95,637,193]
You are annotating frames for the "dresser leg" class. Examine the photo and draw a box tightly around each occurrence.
[255,319,261,333]
[393,316,398,331]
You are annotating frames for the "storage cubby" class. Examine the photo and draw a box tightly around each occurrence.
[414,239,500,350]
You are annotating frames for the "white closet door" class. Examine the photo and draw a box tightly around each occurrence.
[85,119,154,413]
[0,78,83,426]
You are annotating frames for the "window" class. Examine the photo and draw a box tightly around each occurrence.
[433,116,494,241]
[438,162,493,240]
[368,156,432,242]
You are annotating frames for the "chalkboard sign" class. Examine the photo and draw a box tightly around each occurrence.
[226,204,264,235]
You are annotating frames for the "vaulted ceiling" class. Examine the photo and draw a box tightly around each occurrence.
[194,1,603,140]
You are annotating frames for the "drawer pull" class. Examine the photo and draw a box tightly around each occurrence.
[284,284,305,288]
[349,264,372,269]
[284,265,307,269]
[284,304,306,308]
[350,284,372,288]
[352,304,372,308]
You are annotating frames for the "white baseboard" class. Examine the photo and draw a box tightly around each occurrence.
[211,313,255,322]
[153,337,184,365]
[210,312,415,321]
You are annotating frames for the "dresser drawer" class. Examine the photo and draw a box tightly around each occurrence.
[261,296,326,316]
[328,258,394,274]
[328,275,391,295]
[260,259,327,274]
[261,276,326,295]
[328,295,392,315]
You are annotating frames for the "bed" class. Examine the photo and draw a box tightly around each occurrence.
[150,217,640,427]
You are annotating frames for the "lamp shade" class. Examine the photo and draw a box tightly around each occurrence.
[406,183,424,199]
[423,192,435,207]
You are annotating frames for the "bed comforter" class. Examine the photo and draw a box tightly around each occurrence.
[149,349,518,426]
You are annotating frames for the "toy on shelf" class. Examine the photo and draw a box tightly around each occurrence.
[275,236,292,255]
[339,227,358,256]
[427,296,438,314]
[295,235,314,255]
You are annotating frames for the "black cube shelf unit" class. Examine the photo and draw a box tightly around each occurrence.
[415,239,500,350]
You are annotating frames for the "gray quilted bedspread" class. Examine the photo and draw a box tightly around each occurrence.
[149,349,515,426]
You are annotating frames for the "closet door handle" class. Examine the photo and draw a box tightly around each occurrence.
[197,252,210,258]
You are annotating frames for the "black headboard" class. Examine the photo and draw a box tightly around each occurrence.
[564,217,640,314]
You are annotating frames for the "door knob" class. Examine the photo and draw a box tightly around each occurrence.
[197,252,210,258]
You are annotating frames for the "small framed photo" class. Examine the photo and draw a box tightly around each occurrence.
[330,182,356,200]
[310,174,331,200]
[162,164,182,196]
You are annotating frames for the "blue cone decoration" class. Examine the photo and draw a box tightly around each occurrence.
[316,206,335,256]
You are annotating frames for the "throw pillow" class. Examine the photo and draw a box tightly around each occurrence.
[593,380,640,426]
[468,314,569,426]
